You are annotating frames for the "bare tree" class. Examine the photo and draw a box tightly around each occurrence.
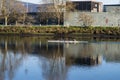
[0,0,26,25]
[66,1,77,11]
[37,4,58,25]
[9,2,27,25]
[47,5,64,25]
[79,13,94,27]
[39,0,76,25]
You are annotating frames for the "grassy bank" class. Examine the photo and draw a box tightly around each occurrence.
[0,26,120,37]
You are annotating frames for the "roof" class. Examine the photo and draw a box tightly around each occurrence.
[104,4,120,6]
[70,0,102,3]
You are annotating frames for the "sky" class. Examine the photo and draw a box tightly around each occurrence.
[19,0,120,4]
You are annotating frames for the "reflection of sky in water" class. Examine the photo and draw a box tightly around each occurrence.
[4,54,120,80]
[12,55,44,80]
[67,60,120,80]
[0,39,120,80]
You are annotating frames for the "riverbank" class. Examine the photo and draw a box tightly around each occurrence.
[0,26,120,38]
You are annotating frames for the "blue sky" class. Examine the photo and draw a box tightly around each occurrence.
[19,0,120,4]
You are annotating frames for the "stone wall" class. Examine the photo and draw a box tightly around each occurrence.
[64,12,120,27]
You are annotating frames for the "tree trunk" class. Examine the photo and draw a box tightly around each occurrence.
[16,21,18,26]
[57,14,61,25]
[23,14,26,25]
[5,16,8,26]
[58,19,60,25]
[57,15,61,25]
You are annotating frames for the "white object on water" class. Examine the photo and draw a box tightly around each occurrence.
[48,40,88,44]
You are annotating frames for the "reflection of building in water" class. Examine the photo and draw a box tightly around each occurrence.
[64,42,120,63]
[64,43,102,66]
[0,39,120,64]
[89,42,120,62]
[66,55,101,66]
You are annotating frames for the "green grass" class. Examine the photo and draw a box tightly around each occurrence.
[0,26,120,36]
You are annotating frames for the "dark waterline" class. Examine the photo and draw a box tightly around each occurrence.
[0,36,120,80]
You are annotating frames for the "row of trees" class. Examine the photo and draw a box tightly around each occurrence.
[0,0,76,25]
[0,0,27,25]
[0,0,93,26]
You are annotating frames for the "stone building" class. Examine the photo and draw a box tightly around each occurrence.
[104,4,120,13]
[64,1,120,27]
[67,0,103,12]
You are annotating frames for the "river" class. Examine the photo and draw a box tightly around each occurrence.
[0,36,120,80]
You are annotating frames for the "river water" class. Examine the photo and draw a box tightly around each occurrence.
[0,36,120,80]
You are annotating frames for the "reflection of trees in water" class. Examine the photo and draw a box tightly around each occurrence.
[89,42,120,62]
[0,40,26,80]
[66,55,101,66]
[42,57,66,80]
[0,36,120,80]
[40,43,66,80]
[0,38,67,80]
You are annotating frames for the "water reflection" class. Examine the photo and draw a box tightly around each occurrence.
[0,36,120,80]
[64,43,102,66]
